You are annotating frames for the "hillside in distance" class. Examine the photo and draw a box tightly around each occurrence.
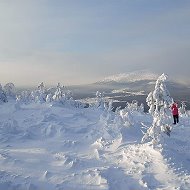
[70,71,190,111]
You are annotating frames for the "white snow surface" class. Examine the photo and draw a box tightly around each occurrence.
[0,101,190,190]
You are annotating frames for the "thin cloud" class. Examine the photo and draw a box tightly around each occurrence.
[0,1,190,86]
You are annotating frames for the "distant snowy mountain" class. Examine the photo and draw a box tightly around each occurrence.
[97,70,159,84]
[93,70,188,95]
[70,71,190,111]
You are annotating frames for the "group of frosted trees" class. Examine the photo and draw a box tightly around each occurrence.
[0,81,84,108]
[0,74,188,144]
[96,90,145,126]
[16,82,82,107]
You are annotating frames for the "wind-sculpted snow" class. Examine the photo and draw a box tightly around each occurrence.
[0,102,189,190]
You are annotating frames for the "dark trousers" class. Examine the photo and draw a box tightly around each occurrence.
[173,115,179,124]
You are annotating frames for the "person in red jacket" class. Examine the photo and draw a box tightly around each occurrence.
[171,102,179,124]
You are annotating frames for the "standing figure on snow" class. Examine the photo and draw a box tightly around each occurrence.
[171,102,179,125]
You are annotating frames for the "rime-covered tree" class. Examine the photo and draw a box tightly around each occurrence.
[179,101,187,116]
[146,92,154,115]
[52,83,74,105]
[31,82,48,103]
[142,73,173,144]
[52,83,65,102]
[16,91,31,104]
[139,103,144,113]
[0,84,8,103]
[4,83,16,99]
[95,91,105,110]
[36,82,47,102]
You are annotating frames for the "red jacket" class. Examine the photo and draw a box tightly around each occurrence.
[171,103,178,115]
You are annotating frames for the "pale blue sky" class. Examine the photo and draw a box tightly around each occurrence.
[0,0,190,86]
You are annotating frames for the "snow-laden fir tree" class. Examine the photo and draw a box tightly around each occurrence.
[34,82,47,103]
[46,93,53,103]
[52,83,69,104]
[52,83,63,102]
[179,101,187,116]
[4,83,16,99]
[146,92,154,115]
[95,91,105,110]
[119,105,134,127]
[0,84,8,103]
[142,73,173,144]
[52,83,74,106]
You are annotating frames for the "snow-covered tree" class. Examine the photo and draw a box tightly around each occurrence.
[119,106,134,127]
[0,84,8,103]
[153,74,172,113]
[33,82,47,103]
[52,83,65,103]
[95,91,105,110]
[142,73,173,144]
[125,100,144,113]
[99,99,115,125]
[146,92,154,115]
[16,91,32,104]
[4,83,16,99]
[139,103,144,113]
[52,83,76,107]
[46,94,53,103]
[179,101,187,116]
[17,83,47,104]
[113,106,123,127]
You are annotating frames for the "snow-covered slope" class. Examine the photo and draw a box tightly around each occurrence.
[0,101,189,190]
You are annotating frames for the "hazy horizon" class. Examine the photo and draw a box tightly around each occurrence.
[0,1,190,86]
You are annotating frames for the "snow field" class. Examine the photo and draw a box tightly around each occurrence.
[0,102,189,190]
